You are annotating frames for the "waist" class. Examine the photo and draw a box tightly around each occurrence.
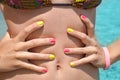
[0,62,99,80]
[0,46,99,80]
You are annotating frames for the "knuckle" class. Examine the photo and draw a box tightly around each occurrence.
[81,34,87,39]
[44,38,49,42]
[25,24,39,33]
[81,59,87,64]
[39,54,47,58]
[14,44,19,51]
[92,55,97,61]
[80,48,84,51]
[30,40,38,45]
[37,38,50,45]
[91,40,98,46]
[23,28,30,35]
[93,43,98,47]
[37,38,46,44]
[14,43,22,51]
[94,49,98,54]
[14,61,21,67]
[89,46,98,53]
[31,53,45,60]
[94,47,98,52]
[89,24,94,29]
[15,53,21,59]
[14,53,19,59]
[30,23,38,29]
[85,19,89,24]
[32,54,39,58]
[42,38,50,44]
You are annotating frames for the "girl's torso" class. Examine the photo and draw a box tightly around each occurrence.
[0,4,99,80]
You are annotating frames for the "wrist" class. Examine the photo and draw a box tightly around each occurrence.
[102,47,110,69]
[107,42,120,64]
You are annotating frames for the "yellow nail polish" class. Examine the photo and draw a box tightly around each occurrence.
[67,28,74,33]
[75,0,85,2]
[49,54,55,60]
[37,21,44,27]
[70,62,75,67]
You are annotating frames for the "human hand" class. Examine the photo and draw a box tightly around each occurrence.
[0,21,55,73]
[64,15,106,68]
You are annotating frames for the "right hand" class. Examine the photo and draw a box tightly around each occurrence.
[0,21,55,73]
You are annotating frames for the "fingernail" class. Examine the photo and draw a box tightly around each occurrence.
[49,38,55,44]
[70,62,75,67]
[37,21,44,27]
[42,68,48,73]
[64,48,70,53]
[75,0,85,2]
[67,28,74,33]
[81,15,86,20]
[49,54,55,60]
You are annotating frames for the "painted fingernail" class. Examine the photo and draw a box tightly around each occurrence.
[37,21,44,27]
[81,15,86,20]
[42,68,48,73]
[49,38,55,44]
[75,0,85,2]
[49,54,55,60]
[70,62,75,67]
[64,48,70,53]
[67,28,74,33]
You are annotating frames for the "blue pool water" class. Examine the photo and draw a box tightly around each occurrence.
[0,0,120,80]
[96,0,120,80]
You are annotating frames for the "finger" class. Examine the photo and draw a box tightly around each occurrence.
[67,28,93,45]
[15,52,55,60]
[81,15,95,38]
[15,38,55,50]
[18,61,48,73]
[70,54,97,67]
[15,21,44,41]
[64,46,97,54]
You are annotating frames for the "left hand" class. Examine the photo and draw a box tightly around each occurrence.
[64,15,106,68]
